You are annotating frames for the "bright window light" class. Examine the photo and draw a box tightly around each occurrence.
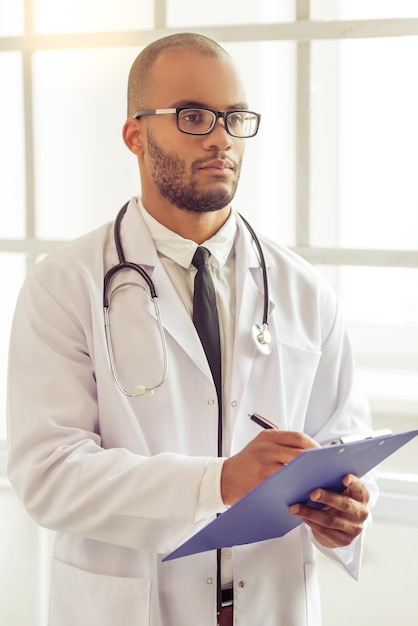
[0,0,24,36]
[166,0,295,27]
[34,0,153,33]
[0,254,26,439]
[32,48,139,239]
[0,53,25,238]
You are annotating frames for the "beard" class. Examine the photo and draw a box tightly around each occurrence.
[146,129,242,213]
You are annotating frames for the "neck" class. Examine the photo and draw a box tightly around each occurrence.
[141,194,231,244]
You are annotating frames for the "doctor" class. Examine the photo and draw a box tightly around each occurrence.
[7,33,375,626]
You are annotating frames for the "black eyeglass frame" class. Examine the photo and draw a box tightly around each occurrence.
[132,107,261,138]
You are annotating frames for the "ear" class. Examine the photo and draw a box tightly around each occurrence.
[122,117,145,156]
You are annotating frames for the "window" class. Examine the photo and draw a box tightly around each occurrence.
[308,32,418,479]
[1,4,418,622]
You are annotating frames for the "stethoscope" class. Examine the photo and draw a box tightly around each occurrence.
[103,203,272,397]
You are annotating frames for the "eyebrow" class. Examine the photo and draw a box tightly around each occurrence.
[171,99,250,111]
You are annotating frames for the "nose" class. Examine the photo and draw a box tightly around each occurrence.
[201,118,232,151]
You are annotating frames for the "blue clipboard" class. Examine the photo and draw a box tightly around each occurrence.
[163,429,418,561]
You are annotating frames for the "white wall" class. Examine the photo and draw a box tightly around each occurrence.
[319,521,418,625]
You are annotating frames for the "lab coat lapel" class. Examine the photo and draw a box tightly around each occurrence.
[118,199,215,382]
[231,219,276,401]
[231,218,289,442]
[150,262,213,379]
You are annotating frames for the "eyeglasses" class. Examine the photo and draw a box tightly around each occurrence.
[133,107,261,138]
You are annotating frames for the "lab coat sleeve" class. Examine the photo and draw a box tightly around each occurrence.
[305,469,377,580]
[303,295,379,579]
[7,270,212,554]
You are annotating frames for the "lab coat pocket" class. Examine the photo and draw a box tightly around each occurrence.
[49,558,151,626]
[279,342,321,426]
[304,561,321,626]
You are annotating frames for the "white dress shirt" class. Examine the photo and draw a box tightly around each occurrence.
[137,198,237,583]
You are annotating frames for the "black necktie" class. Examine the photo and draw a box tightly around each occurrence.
[192,246,222,614]
[192,247,224,619]
[192,247,222,405]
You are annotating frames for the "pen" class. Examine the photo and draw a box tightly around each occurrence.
[249,413,392,446]
[249,412,279,430]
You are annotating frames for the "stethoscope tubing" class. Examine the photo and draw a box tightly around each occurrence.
[237,213,269,327]
[103,203,270,396]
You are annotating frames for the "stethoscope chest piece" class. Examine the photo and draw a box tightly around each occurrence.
[252,323,272,355]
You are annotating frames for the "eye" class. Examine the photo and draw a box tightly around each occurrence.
[179,109,207,127]
[183,111,202,123]
[227,112,245,128]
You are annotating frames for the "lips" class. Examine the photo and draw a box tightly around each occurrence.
[196,158,234,172]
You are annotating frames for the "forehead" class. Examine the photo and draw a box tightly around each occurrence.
[149,50,247,109]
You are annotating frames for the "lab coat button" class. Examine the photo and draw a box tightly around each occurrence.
[206,577,214,585]
[238,580,245,588]
[208,399,215,405]
[231,400,238,407]
[224,549,232,559]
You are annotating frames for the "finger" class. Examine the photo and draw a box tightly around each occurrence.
[308,488,369,523]
[260,430,320,465]
[289,486,369,531]
[302,520,357,549]
[267,430,320,451]
[289,502,350,531]
[289,503,365,547]
[342,474,370,505]
[249,434,303,468]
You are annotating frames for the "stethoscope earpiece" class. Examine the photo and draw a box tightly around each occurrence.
[252,323,272,355]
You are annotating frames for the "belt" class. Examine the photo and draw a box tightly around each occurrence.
[221,588,233,608]
[217,588,234,626]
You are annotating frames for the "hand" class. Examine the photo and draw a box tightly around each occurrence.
[221,430,319,505]
[289,474,370,548]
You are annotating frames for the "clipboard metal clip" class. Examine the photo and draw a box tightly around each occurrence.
[324,429,392,446]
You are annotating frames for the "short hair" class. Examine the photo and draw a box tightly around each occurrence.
[127,33,231,117]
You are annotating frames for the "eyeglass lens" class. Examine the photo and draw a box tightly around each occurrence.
[177,109,258,137]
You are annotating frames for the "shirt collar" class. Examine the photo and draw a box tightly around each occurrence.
[136,197,237,269]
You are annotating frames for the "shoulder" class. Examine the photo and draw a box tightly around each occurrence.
[256,234,341,343]
[32,222,112,283]
[17,222,115,321]
[259,234,335,298]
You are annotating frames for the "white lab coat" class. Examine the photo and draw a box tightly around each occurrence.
[7,198,376,626]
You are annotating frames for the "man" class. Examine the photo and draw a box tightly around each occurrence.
[7,33,376,626]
